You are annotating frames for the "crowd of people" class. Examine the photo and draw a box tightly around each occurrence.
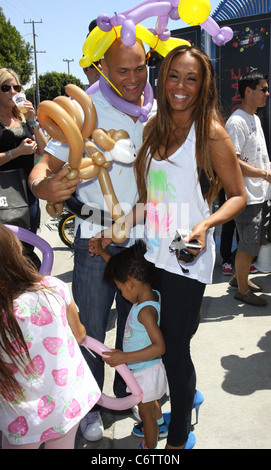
[0,30,270,450]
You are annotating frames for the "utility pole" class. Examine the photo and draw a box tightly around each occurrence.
[24,19,46,108]
[63,59,74,75]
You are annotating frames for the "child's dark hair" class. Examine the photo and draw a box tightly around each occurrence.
[103,240,155,285]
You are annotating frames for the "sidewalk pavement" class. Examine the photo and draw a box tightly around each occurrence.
[35,202,271,449]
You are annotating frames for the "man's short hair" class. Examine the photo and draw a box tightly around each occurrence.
[238,71,269,98]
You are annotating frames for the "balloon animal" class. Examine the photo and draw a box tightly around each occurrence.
[37,85,136,243]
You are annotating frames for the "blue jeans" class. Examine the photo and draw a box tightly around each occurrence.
[72,227,131,408]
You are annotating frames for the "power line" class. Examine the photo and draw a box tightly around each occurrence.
[24,19,46,108]
[63,58,74,75]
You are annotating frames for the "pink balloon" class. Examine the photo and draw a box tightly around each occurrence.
[5,224,54,275]
[82,336,143,411]
[99,75,154,123]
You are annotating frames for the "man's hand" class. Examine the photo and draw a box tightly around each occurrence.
[31,164,82,202]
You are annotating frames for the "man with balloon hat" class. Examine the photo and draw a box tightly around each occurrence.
[29,30,157,443]
[29,0,234,445]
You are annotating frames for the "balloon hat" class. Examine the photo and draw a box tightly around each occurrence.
[80,0,233,69]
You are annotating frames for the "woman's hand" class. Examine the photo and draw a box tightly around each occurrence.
[24,100,36,122]
[14,138,37,157]
[185,221,208,259]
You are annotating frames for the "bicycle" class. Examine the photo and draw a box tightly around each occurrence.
[57,194,113,248]
[58,211,75,248]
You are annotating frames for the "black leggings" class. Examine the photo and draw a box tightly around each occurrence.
[153,267,205,447]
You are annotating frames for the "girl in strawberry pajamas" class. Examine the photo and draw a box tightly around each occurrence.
[0,224,101,449]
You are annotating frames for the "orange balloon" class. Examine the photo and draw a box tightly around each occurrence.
[78,164,100,180]
[54,96,83,131]
[46,202,63,218]
[92,129,115,151]
[37,101,84,170]
[84,139,100,157]
[79,157,94,169]
[38,107,67,143]
[111,130,130,142]
[98,167,127,243]
[92,152,106,167]
[65,84,97,140]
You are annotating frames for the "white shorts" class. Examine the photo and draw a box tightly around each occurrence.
[127,359,169,403]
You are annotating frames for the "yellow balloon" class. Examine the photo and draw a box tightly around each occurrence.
[136,24,158,48]
[135,24,190,57]
[178,0,211,26]
[81,26,121,66]
[82,26,104,56]
[79,21,191,69]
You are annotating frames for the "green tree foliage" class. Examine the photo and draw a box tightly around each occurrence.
[0,7,34,85]
[25,72,84,102]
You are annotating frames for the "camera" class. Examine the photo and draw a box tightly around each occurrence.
[169,230,201,264]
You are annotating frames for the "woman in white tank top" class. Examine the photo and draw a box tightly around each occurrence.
[92,45,247,449]
[132,45,247,449]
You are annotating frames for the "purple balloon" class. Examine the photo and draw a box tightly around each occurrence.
[99,75,154,122]
[201,17,233,46]
[111,13,126,27]
[6,225,54,276]
[121,19,137,47]
[158,28,171,41]
[221,26,234,42]
[127,2,172,26]
[155,14,169,35]
[85,80,100,96]
[169,7,180,21]
[201,17,219,36]
[97,13,112,32]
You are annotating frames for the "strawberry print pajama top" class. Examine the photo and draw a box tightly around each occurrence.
[0,276,101,445]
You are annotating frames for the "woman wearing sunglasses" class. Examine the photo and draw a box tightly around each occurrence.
[0,68,47,268]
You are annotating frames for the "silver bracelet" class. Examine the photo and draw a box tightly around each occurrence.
[30,177,44,193]
[6,150,13,160]
[265,170,269,181]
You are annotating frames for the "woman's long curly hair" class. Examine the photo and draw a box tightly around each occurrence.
[134,45,224,205]
[0,224,43,402]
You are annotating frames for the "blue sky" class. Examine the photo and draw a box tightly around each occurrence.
[1,0,222,85]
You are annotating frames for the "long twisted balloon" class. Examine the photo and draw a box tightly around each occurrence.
[37,85,131,243]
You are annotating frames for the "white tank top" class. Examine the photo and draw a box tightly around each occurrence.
[144,123,216,284]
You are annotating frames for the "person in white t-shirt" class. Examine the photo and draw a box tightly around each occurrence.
[28,38,156,442]
[225,72,270,307]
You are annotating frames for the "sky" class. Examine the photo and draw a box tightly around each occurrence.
[1,0,222,86]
